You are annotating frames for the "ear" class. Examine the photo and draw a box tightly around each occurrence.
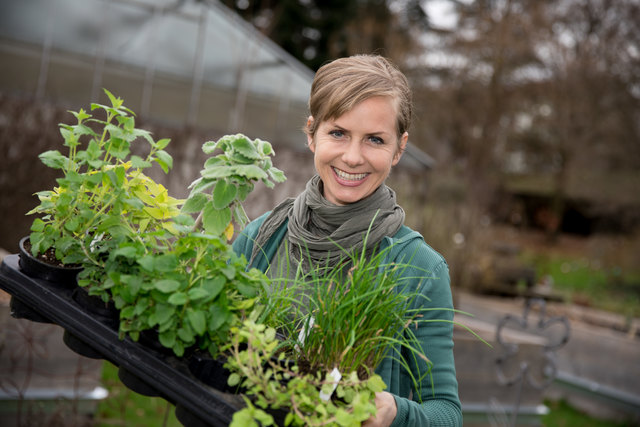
[392,132,408,166]
[306,116,316,153]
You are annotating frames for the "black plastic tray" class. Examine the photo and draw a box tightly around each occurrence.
[0,254,243,426]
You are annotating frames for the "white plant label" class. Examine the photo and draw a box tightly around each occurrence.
[319,367,342,401]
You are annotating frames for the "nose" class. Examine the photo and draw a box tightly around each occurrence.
[341,140,364,167]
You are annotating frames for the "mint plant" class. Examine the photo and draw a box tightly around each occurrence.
[98,232,266,357]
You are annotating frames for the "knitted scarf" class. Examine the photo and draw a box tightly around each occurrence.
[249,175,405,273]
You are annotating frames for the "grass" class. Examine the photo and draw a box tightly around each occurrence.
[93,361,182,427]
[543,399,637,427]
[523,251,640,318]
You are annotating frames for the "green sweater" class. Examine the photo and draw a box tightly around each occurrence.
[232,212,462,426]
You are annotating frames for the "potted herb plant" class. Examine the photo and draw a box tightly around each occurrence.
[223,238,439,426]
[100,134,286,367]
[23,89,176,286]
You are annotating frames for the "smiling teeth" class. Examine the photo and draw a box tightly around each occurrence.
[334,168,368,181]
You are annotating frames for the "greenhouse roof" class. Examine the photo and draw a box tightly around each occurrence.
[0,0,433,170]
[0,0,314,103]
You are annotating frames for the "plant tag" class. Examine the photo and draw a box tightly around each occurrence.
[296,316,315,350]
[319,367,342,401]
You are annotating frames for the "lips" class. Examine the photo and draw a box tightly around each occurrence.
[332,167,368,181]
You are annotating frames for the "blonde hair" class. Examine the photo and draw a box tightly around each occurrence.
[304,54,412,141]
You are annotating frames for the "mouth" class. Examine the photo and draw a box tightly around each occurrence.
[332,167,369,181]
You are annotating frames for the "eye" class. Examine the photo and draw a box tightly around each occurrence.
[368,135,384,145]
[329,129,345,139]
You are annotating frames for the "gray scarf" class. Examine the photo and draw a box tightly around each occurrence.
[249,175,405,272]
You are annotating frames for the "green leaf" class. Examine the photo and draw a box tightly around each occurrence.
[209,304,231,331]
[168,292,188,305]
[155,304,174,325]
[177,326,194,343]
[228,373,241,387]
[257,138,274,156]
[187,288,210,301]
[231,164,268,180]
[220,265,236,280]
[236,183,253,202]
[154,279,181,293]
[202,203,231,236]
[154,253,178,272]
[85,140,103,160]
[120,306,135,319]
[108,137,130,159]
[187,309,206,335]
[202,277,225,299]
[173,341,185,357]
[30,218,45,232]
[268,167,286,183]
[131,155,152,169]
[39,150,68,169]
[201,140,220,154]
[155,150,173,173]
[231,136,261,160]
[182,193,208,214]
[155,138,171,150]
[200,165,235,179]
[113,246,138,259]
[138,255,155,271]
[366,374,387,392]
[63,217,80,232]
[212,179,237,209]
[134,298,149,315]
[158,330,176,348]
[236,282,257,298]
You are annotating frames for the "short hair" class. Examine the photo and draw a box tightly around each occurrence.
[304,54,412,140]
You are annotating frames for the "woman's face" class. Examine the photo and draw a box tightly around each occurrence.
[307,96,407,206]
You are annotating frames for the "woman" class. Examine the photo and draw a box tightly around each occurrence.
[233,54,462,427]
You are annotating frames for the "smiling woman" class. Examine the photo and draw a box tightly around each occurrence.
[232,54,462,427]
[307,96,407,206]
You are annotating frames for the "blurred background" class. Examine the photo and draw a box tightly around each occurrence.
[0,0,638,426]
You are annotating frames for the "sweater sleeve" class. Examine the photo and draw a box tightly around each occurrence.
[389,243,462,427]
[231,213,269,265]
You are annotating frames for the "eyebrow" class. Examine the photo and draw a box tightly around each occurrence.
[327,122,390,137]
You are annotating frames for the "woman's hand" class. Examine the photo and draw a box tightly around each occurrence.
[362,391,397,427]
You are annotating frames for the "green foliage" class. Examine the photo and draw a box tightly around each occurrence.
[225,319,385,427]
[523,251,640,317]
[223,231,471,425]
[543,399,637,427]
[27,89,179,265]
[254,237,438,394]
[27,91,286,359]
[85,232,267,357]
[291,249,432,381]
[185,134,285,239]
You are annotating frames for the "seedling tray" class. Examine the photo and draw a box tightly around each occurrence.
[0,254,243,426]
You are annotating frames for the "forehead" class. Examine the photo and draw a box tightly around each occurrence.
[327,96,398,128]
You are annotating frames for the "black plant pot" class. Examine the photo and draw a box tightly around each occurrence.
[188,351,236,393]
[175,404,212,427]
[9,296,51,323]
[72,287,119,329]
[18,236,82,286]
[267,407,289,427]
[63,329,105,359]
[135,329,180,358]
[118,366,162,397]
